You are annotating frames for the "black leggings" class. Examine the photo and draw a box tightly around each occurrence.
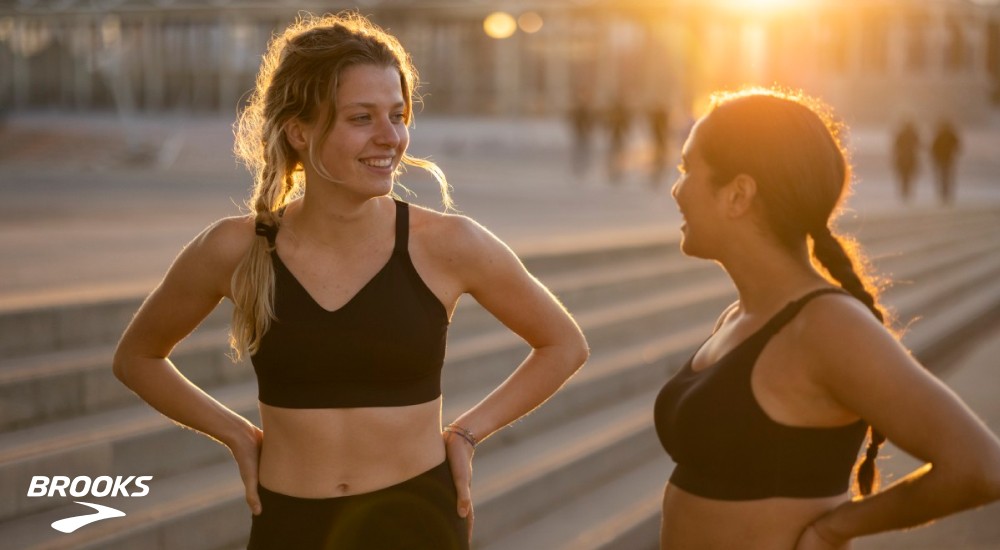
[247,460,469,550]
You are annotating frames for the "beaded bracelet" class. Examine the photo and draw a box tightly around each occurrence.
[444,423,478,449]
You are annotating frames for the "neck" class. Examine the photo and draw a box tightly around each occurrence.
[717,238,828,314]
[288,189,392,248]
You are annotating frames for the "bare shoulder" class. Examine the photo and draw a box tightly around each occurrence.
[793,291,885,340]
[408,204,506,263]
[163,215,258,299]
[789,291,902,382]
[188,215,257,269]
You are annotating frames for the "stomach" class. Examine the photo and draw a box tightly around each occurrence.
[660,483,851,549]
[257,397,445,498]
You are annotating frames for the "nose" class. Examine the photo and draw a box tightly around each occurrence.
[670,179,680,200]
[374,117,402,149]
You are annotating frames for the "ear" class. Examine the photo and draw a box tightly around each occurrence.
[284,118,310,151]
[721,174,757,218]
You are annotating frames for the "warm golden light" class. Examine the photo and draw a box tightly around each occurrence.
[483,12,517,40]
[518,12,544,34]
[716,0,810,14]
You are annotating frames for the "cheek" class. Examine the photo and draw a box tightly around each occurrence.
[399,128,410,152]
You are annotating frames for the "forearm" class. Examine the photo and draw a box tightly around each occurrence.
[115,356,257,449]
[450,342,586,443]
[815,462,999,543]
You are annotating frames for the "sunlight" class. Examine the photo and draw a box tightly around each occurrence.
[714,0,812,15]
[483,12,517,40]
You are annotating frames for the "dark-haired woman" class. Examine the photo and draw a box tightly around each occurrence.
[113,12,588,550]
[654,88,1000,549]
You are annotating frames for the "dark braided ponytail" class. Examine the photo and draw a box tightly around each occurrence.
[698,88,896,497]
[810,224,891,496]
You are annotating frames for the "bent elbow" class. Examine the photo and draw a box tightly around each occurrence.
[565,330,590,370]
[111,346,132,386]
[575,338,591,368]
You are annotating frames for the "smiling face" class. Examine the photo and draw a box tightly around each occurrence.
[671,118,728,259]
[304,64,410,199]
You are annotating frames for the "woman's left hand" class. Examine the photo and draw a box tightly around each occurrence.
[795,523,849,550]
[444,430,475,543]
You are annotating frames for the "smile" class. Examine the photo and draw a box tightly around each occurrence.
[361,157,393,168]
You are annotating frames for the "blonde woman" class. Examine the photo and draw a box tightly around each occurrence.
[113,13,588,549]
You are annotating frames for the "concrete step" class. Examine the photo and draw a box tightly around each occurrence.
[480,456,667,550]
[848,206,999,248]
[471,388,663,546]
[0,327,248,432]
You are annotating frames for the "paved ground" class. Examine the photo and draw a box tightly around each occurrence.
[1,111,1000,548]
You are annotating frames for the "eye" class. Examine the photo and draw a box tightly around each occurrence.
[676,163,687,174]
[390,112,406,123]
[350,114,371,123]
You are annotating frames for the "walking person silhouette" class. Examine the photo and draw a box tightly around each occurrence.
[892,121,920,202]
[930,120,961,205]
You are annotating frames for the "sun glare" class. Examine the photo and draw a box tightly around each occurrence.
[717,0,810,15]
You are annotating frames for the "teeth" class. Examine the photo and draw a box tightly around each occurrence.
[362,158,392,168]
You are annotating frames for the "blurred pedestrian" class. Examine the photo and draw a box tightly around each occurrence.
[606,97,630,183]
[892,120,920,202]
[647,103,671,188]
[113,12,588,550]
[931,120,961,205]
[655,88,1000,549]
[568,90,596,177]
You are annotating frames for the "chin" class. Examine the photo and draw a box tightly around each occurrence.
[679,239,711,260]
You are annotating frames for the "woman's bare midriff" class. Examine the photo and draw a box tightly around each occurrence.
[661,483,850,549]
[257,397,446,498]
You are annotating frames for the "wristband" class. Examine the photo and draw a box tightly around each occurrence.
[444,423,478,449]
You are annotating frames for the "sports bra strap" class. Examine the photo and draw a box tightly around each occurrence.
[762,287,848,337]
[393,199,410,257]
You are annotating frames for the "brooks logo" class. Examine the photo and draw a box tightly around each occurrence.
[26,475,152,532]
[50,502,126,533]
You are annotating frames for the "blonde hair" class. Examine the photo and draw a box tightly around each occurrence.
[230,11,451,360]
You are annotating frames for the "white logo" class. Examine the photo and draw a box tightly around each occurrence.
[50,501,126,533]
[26,475,152,532]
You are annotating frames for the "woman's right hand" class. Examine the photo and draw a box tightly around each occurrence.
[228,423,264,515]
[443,429,475,543]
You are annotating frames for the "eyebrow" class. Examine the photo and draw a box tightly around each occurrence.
[340,102,406,109]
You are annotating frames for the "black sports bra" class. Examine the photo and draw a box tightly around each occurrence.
[250,200,449,408]
[654,288,868,500]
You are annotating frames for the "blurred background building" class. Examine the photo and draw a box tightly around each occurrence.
[1,0,999,122]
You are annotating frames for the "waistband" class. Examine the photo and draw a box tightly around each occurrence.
[257,459,453,504]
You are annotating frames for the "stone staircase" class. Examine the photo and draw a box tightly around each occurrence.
[1,205,998,550]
